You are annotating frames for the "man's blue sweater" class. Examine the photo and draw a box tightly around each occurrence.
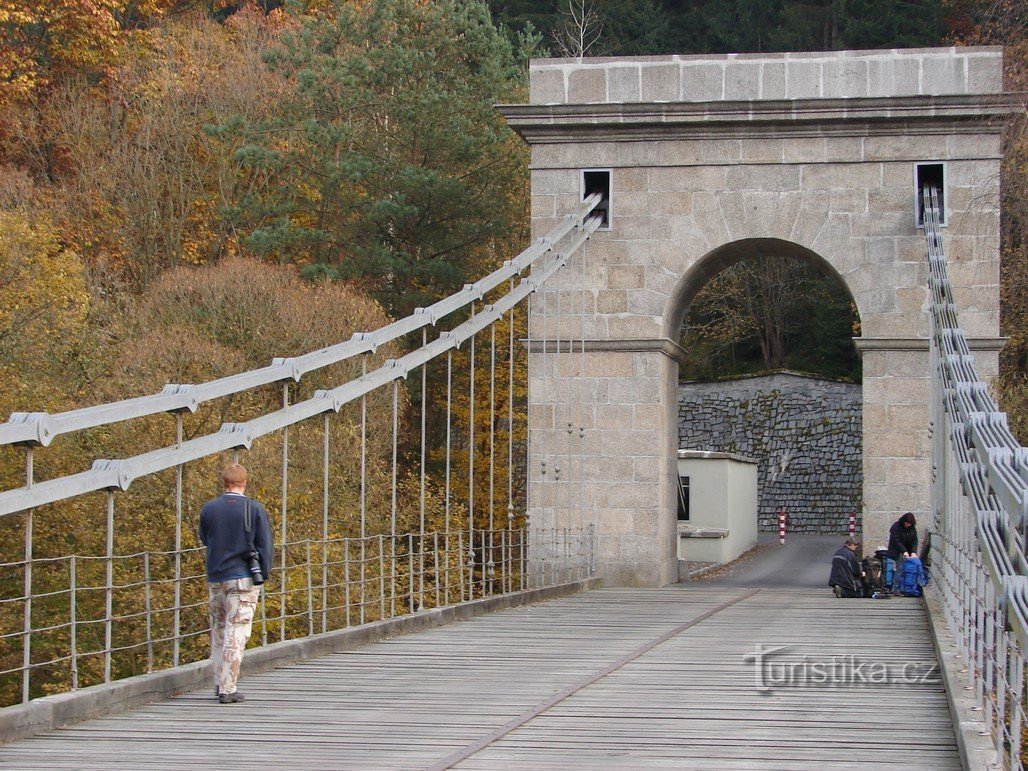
[199,494,274,583]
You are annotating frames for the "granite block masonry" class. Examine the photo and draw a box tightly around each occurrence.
[679,372,862,533]
[503,48,1012,586]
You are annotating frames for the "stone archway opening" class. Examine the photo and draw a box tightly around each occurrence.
[670,240,863,557]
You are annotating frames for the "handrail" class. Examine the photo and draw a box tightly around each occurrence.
[0,212,603,516]
[924,184,1028,763]
[0,194,604,448]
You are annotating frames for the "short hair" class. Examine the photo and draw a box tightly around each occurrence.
[218,463,247,488]
[845,537,860,547]
[900,512,916,526]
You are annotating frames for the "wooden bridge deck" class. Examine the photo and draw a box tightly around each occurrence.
[0,587,958,769]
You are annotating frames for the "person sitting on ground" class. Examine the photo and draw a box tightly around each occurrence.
[829,537,865,598]
[884,512,918,593]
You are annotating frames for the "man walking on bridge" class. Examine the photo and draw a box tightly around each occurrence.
[199,462,274,704]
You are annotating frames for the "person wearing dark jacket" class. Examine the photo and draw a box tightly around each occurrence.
[199,463,274,704]
[884,512,918,593]
[829,538,865,597]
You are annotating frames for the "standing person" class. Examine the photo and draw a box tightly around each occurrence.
[829,538,865,597]
[199,462,274,704]
[884,512,918,594]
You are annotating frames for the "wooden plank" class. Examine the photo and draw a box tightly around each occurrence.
[0,588,959,769]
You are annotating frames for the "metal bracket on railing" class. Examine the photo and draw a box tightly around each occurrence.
[161,385,198,414]
[438,330,461,351]
[351,331,377,353]
[271,357,302,382]
[413,306,438,326]
[383,359,408,381]
[91,459,132,491]
[312,389,341,413]
[217,423,253,450]
[466,282,485,302]
[5,412,54,447]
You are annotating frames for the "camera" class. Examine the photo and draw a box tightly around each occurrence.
[247,550,265,585]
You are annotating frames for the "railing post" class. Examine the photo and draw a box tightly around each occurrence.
[259,581,268,647]
[521,528,527,592]
[344,538,351,628]
[419,329,427,613]
[173,412,183,667]
[480,529,487,596]
[305,539,314,638]
[21,515,30,702]
[441,530,448,606]
[408,533,415,613]
[322,413,330,635]
[434,531,441,608]
[1010,645,1024,762]
[69,554,78,690]
[378,534,386,620]
[104,490,114,684]
[143,551,153,674]
[457,530,465,602]
[501,528,508,594]
[280,382,290,644]
[22,448,33,703]
[360,354,368,627]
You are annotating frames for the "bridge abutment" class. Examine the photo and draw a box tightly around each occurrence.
[505,47,1007,586]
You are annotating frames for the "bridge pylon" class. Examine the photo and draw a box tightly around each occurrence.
[502,47,1013,586]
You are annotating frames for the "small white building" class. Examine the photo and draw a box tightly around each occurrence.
[677,450,758,569]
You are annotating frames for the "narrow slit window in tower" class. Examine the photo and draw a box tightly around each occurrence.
[582,169,611,230]
[915,162,946,228]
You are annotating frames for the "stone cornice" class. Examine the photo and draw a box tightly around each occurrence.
[498,93,1024,144]
[853,336,1007,355]
[525,337,688,364]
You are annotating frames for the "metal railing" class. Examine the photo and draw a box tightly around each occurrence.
[925,185,1028,768]
[0,526,593,697]
[0,196,604,707]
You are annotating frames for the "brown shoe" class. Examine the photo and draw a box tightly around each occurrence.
[218,692,244,704]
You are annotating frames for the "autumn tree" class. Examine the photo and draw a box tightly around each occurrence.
[30,8,289,290]
[0,210,89,414]
[947,0,1028,440]
[680,256,860,382]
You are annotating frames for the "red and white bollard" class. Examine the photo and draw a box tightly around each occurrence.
[778,510,786,545]
[848,511,856,538]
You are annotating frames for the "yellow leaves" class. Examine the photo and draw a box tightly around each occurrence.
[0,211,89,357]
[0,0,184,110]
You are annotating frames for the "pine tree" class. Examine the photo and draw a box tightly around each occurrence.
[230,0,537,318]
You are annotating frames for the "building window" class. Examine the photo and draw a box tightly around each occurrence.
[915,162,946,228]
[581,169,611,230]
[677,475,690,521]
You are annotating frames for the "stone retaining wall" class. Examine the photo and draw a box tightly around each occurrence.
[678,372,861,532]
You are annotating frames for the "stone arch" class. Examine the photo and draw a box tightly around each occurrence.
[663,237,860,340]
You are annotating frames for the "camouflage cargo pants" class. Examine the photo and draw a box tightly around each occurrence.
[208,578,261,695]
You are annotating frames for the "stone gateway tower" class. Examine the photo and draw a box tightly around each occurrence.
[500,48,1010,586]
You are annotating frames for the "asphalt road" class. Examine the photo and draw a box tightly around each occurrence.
[696,532,852,589]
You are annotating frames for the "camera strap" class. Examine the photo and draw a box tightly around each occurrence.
[243,497,257,554]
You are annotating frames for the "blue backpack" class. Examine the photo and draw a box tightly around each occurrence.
[899,556,929,597]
